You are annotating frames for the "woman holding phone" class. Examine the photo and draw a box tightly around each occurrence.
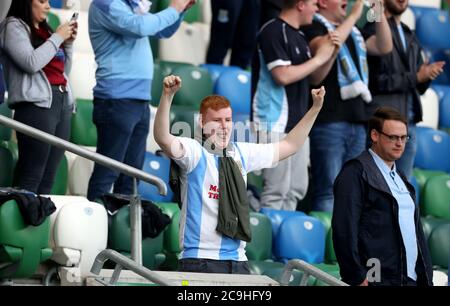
[0,0,77,194]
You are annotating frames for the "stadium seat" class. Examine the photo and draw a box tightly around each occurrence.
[428,223,450,269]
[247,171,263,194]
[245,212,284,274]
[50,0,64,8]
[410,5,442,22]
[436,85,450,129]
[415,9,450,50]
[200,64,241,91]
[47,11,60,31]
[138,151,174,203]
[50,154,68,195]
[70,99,97,146]
[158,0,201,23]
[108,205,165,270]
[414,128,450,172]
[0,102,12,141]
[417,88,440,129]
[412,168,447,204]
[170,105,199,139]
[68,52,96,100]
[259,208,306,239]
[421,216,449,242]
[274,215,326,264]
[150,63,164,107]
[0,200,52,279]
[422,174,450,219]
[158,22,210,65]
[309,211,336,263]
[157,60,194,77]
[214,69,251,116]
[171,66,213,108]
[153,202,180,270]
[246,212,273,261]
[47,195,107,278]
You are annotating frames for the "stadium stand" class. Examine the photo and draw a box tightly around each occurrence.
[138,151,174,203]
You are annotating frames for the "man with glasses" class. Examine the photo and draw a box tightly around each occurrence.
[332,107,433,286]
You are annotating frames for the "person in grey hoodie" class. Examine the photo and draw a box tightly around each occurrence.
[0,0,76,194]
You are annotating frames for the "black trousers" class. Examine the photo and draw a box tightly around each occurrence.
[13,87,72,194]
[206,0,260,69]
[178,258,250,274]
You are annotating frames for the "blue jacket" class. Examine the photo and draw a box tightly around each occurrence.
[89,0,183,101]
[332,150,433,286]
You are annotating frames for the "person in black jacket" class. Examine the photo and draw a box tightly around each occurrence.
[363,0,445,179]
[332,107,433,286]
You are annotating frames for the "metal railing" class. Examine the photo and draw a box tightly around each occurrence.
[279,259,348,286]
[91,249,176,286]
[0,114,169,285]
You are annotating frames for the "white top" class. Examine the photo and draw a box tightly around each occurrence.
[174,137,275,261]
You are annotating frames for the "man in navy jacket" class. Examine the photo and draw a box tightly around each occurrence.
[332,107,433,286]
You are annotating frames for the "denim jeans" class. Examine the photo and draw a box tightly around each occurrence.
[178,258,250,274]
[87,98,150,201]
[395,123,417,180]
[310,122,367,212]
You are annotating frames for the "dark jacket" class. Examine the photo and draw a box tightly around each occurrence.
[364,17,430,123]
[332,151,433,286]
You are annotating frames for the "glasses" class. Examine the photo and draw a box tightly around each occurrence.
[378,130,410,143]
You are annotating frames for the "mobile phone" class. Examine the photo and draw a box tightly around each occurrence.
[70,12,79,22]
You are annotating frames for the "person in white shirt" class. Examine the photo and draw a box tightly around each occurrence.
[154,75,325,274]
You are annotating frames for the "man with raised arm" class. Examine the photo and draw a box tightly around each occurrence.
[154,75,325,274]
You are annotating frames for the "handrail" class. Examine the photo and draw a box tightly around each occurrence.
[0,114,167,195]
[279,259,349,286]
[91,249,177,286]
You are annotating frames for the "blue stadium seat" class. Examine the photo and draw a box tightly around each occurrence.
[274,215,326,264]
[259,207,306,239]
[200,64,241,91]
[49,0,64,8]
[415,9,450,50]
[138,152,174,202]
[435,85,450,129]
[414,128,450,172]
[409,5,441,23]
[214,70,251,116]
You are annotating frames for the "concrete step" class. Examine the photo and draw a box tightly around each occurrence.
[84,269,280,286]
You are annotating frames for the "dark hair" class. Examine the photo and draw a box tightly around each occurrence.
[368,107,408,135]
[283,0,306,9]
[6,0,54,48]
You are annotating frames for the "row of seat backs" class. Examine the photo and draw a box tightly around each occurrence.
[0,200,52,279]
[414,126,450,173]
[107,202,180,271]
